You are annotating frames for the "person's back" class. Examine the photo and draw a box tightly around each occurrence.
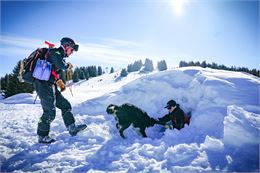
[168,104,185,130]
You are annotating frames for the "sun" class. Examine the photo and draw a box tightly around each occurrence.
[170,0,188,17]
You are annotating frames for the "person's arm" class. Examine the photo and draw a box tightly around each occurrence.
[150,117,160,126]
[158,114,171,125]
[48,50,69,70]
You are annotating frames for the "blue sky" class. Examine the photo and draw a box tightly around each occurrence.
[0,0,259,77]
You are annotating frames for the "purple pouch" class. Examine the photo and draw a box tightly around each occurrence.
[32,59,52,81]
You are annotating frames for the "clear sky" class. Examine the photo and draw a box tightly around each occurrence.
[0,0,259,77]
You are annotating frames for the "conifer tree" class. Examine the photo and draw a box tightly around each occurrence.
[179,60,260,77]
[127,60,143,73]
[133,60,143,71]
[143,58,154,72]
[93,66,97,77]
[195,61,201,66]
[127,64,133,72]
[120,68,128,77]
[3,61,34,98]
[84,69,89,80]
[158,60,167,71]
[87,66,92,77]
[201,61,207,68]
[110,67,114,73]
[0,74,9,91]
[72,68,79,82]
[88,66,97,77]
[78,68,86,80]
[98,66,102,76]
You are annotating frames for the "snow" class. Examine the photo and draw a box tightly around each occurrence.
[0,67,259,172]
[223,105,260,146]
[1,93,38,104]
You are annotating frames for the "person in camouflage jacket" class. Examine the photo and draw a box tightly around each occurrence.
[157,100,191,130]
[34,37,86,143]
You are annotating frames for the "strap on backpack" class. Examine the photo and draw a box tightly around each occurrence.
[29,49,42,71]
[44,41,59,81]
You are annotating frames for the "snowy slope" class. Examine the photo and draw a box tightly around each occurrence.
[0,67,259,172]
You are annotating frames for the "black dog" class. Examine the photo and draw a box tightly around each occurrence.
[106,103,158,138]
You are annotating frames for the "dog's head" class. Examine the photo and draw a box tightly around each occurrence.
[106,104,118,115]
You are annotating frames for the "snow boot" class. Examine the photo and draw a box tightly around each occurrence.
[38,135,56,144]
[67,123,87,136]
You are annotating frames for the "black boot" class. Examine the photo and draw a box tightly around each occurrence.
[38,135,56,144]
[67,123,87,136]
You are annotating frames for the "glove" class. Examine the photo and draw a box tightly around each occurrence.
[154,118,165,125]
[67,63,73,69]
[150,118,161,126]
[164,124,173,129]
[56,79,66,92]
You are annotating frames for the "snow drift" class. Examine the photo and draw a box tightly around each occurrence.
[1,67,259,172]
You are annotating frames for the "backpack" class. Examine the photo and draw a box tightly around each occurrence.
[18,42,56,84]
[18,48,48,84]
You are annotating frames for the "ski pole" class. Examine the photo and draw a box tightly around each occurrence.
[33,94,38,104]
[69,86,73,97]
[68,68,73,97]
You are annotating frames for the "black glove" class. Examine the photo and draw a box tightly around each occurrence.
[154,118,166,125]
[150,118,161,126]
[164,124,173,129]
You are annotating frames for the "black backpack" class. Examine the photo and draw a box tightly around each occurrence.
[18,48,49,84]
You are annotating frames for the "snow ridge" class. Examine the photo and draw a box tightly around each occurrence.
[0,67,259,172]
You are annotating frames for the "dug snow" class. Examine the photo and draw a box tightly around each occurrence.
[0,67,259,172]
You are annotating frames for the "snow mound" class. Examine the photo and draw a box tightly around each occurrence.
[1,93,38,104]
[0,67,259,172]
[224,105,260,146]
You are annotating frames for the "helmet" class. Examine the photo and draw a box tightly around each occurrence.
[164,100,177,109]
[60,37,79,51]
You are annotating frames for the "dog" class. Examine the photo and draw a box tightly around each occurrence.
[106,103,158,138]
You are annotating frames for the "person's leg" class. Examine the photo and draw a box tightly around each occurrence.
[34,80,56,138]
[55,87,75,127]
[55,86,86,136]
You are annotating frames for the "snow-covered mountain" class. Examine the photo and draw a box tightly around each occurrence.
[1,67,259,172]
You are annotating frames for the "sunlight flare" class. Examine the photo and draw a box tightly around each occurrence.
[170,0,188,17]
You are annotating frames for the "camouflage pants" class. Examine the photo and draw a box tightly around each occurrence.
[34,80,75,136]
